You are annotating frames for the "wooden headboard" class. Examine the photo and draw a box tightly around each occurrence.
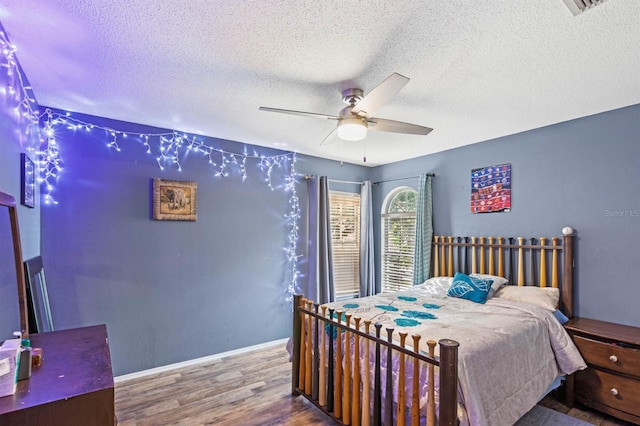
[431,227,575,317]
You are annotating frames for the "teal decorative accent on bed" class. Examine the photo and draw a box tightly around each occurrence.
[343,303,359,309]
[422,303,441,309]
[375,304,399,312]
[397,296,418,302]
[394,318,421,327]
[554,309,569,324]
[401,310,437,320]
[447,272,493,304]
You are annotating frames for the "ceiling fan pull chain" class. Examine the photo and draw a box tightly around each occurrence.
[363,140,367,163]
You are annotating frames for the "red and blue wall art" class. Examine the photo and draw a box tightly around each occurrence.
[471,163,511,213]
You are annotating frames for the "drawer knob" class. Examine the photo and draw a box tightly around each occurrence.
[610,388,619,396]
[609,355,618,363]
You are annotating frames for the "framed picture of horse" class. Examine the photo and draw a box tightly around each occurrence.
[152,178,197,221]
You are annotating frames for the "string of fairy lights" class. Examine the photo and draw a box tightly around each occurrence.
[0,28,300,302]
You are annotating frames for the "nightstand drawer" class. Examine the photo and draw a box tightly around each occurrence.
[573,335,640,377]
[575,368,640,418]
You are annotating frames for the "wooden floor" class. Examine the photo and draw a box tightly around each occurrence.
[115,342,632,426]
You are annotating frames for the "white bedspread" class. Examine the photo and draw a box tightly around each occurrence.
[323,280,586,426]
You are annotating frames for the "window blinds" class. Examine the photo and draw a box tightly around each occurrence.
[329,191,360,299]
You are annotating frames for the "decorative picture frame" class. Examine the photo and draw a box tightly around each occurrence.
[471,163,511,213]
[152,178,197,221]
[21,153,35,208]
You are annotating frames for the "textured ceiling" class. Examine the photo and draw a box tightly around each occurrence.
[1,0,639,166]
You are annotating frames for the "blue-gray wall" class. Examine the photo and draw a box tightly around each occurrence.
[370,104,640,328]
[36,109,369,375]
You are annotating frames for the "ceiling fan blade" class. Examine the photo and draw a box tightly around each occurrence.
[320,127,339,146]
[259,106,338,120]
[351,72,410,117]
[368,117,433,135]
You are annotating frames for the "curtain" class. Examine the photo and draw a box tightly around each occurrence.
[413,173,433,285]
[317,176,335,303]
[359,181,376,297]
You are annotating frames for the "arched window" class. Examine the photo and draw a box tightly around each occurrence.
[381,187,417,292]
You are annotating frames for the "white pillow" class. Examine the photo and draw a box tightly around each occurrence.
[469,273,509,297]
[417,276,453,296]
[493,286,559,311]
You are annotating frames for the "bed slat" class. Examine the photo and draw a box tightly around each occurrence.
[362,320,372,426]
[552,237,560,288]
[305,300,313,395]
[299,297,307,389]
[411,334,421,426]
[397,332,408,426]
[539,238,548,287]
[343,314,352,425]
[385,328,394,426]
[335,311,343,418]
[426,340,437,426]
[313,303,320,401]
[327,308,335,413]
[319,305,327,406]
[352,317,362,426]
[373,323,382,426]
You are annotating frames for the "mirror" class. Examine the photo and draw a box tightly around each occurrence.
[0,191,29,340]
[24,256,54,333]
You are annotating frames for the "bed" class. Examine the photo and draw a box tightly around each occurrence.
[291,227,586,425]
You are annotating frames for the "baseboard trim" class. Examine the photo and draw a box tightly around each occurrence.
[114,337,289,384]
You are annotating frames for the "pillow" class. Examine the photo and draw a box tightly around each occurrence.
[447,272,493,304]
[493,286,560,311]
[417,276,453,296]
[469,273,508,298]
[554,309,570,324]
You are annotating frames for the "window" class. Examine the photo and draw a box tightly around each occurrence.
[330,191,360,299]
[381,188,417,292]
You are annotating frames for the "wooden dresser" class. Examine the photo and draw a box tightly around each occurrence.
[564,317,640,425]
[0,325,114,426]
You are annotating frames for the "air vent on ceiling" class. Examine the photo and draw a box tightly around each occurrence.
[562,0,609,15]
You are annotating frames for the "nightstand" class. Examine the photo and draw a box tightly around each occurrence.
[564,317,640,425]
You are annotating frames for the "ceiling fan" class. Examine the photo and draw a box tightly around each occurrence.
[259,72,433,146]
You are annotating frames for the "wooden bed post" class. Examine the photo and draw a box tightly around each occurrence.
[562,227,575,318]
[438,339,459,426]
[292,294,302,396]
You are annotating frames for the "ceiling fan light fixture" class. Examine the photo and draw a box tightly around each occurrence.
[337,117,367,141]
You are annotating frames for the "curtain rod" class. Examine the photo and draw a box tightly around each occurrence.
[373,173,435,185]
[303,175,364,185]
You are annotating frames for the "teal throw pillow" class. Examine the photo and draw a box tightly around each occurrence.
[447,272,493,304]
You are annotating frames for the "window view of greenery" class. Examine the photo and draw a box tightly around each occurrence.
[330,192,360,299]
[382,189,417,292]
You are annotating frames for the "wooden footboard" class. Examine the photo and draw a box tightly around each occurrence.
[292,294,459,426]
